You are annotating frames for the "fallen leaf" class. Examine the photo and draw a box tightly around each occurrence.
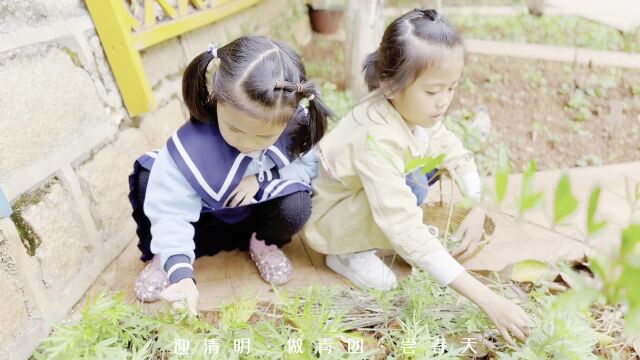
[510,259,549,283]
[595,332,615,347]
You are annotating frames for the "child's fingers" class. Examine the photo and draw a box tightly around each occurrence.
[509,324,527,343]
[187,299,198,315]
[229,193,246,207]
[451,230,471,257]
[238,194,254,207]
[457,233,481,261]
[499,327,517,347]
[172,301,185,312]
[452,224,465,242]
[225,192,238,207]
[159,289,183,303]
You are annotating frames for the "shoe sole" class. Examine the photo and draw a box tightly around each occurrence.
[325,255,397,291]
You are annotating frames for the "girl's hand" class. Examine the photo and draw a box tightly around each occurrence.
[451,206,486,261]
[479,294,531,347]
[226,175,259,207]
[158,278,199,316]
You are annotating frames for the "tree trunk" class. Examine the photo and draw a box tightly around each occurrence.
[344,0,385,100]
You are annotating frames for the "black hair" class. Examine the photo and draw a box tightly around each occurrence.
[363,9,464,94]
[182,35,332,157]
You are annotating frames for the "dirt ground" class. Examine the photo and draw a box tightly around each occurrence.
[302,39,640,175]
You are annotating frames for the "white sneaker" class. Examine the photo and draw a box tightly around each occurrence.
[326,250,398,291]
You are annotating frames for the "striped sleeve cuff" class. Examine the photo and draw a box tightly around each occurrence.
[417,250,465,287]
[164,254,195,284]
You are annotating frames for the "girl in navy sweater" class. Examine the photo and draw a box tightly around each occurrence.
[128,35,331,313]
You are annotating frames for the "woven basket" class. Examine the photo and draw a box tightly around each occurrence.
[422,202,495,238]
[421,169,496,250]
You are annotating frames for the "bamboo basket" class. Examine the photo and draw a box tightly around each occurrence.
[421,169,496,250]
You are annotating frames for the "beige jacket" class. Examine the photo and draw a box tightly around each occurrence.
[301,91,479,286]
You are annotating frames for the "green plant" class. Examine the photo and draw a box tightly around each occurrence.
[587,185,608,237]
[404,154,446,175]
[318,82,355,128]
[494,145,510,205]
[518,160,543,216]
[33,292,158,359]
[498,291,599,360]
[624,177,640,222]
[553,174,578,226]
[565,88,593,122]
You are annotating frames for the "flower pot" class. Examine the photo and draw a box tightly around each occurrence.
[308,5,344,34]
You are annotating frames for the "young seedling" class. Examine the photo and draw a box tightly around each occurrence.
[494,145,510,207]
[586,185,608,238]
[518,160,544,217]
[552,174,578,227]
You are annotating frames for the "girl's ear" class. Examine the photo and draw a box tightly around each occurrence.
[379,80,396,99]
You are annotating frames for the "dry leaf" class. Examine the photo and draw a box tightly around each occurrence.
[511,260,549,283]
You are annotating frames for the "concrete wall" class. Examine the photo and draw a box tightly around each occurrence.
[0,0,311,358]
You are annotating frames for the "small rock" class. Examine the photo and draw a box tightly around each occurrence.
[470,106,492,143]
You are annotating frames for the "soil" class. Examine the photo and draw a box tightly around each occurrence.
[302,38,640,174]
[454,54,640,173]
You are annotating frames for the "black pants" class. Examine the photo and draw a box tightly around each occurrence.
[131,169,312,262]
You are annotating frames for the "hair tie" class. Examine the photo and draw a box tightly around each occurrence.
[275,80,285,89]
[307,93,315,101]
[207,43,218,58]
[295,83,304,93]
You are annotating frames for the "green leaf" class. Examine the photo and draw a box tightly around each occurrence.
[519,160,544,215]
[620,223,640,258]
[495,145,510,204]
[595,332,615,347]
[404,153,446,175]
[620,225,640,324]
[510,259,549,283]
[553,174,578,225]
[587,185,608,236]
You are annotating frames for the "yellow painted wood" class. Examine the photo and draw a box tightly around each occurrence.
[144,0,156,26]
[124,8,141,31]
[85,0,157,116]
[132,0,261,50]
[192,0,207,10]
[86,0,261,115]
[157,0,178,18]
[178,0,189,16]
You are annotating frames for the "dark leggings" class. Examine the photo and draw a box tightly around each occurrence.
[132,169,312,262]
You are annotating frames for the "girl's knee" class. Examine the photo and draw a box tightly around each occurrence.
[281,192,312,227]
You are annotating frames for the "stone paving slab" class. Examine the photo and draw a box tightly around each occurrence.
[81,162,640,312]
[464,40,640,69]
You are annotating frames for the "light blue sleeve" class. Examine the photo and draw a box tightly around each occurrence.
[144,146,201,283]
[278,147,319,185]
[0,188,12,218]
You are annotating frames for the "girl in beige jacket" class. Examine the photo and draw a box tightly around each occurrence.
[301,9,531,346]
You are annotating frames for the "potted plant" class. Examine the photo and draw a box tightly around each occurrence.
[308,0,346,34]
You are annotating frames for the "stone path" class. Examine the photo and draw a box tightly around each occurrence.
[81,162,640,313]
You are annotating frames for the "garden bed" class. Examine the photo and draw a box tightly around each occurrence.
[302,36,640,175]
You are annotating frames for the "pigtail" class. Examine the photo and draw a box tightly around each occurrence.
[288,82,332,157]
[182,51,216,122]
[363,48,381,91]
